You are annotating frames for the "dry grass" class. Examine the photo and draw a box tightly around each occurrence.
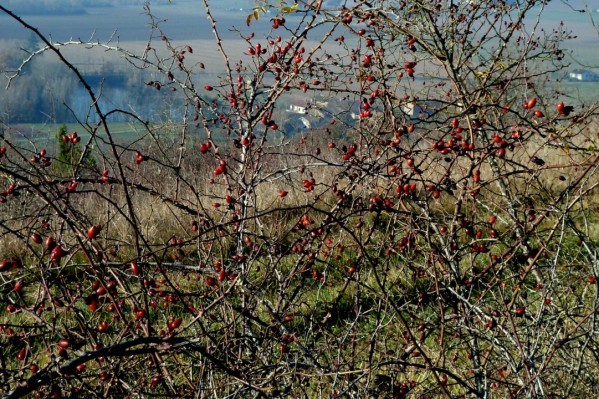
[2,113,597,260]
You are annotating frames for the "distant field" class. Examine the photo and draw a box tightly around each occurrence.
[560,81,599,104]
[6,122,151,149]
[6,122,231,153]
[16,122,143,136]
[1,1,596,131]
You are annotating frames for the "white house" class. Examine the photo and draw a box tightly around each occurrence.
[402,102,423,119]
[288,104,308,114]
[568,69,599,82]
[402,102,438,120]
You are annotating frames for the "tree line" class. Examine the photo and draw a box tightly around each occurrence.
[0,43,173,124]
[0,0,152,15]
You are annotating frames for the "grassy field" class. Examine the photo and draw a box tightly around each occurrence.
[560,81,599,104]
[6,122,150,149]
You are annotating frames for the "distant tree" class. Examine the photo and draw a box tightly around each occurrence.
[55,124,95,176]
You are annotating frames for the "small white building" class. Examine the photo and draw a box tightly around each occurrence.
[402,102,423,119]
[288,104,308,114]
[568,69,599,82]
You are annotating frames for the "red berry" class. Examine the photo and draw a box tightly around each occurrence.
[17,347,28,361]
[87,225,102,240]
[50,246,66,263]
[205,276,217,287]
[170,317,182,330]
[45,236,56,250]
[135,309,146,321]
[31,233,42,244]
[131,261,140,276]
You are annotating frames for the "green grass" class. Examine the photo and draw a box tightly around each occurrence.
[12,122,147,142]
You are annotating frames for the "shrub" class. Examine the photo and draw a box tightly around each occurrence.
[0,2,598,398]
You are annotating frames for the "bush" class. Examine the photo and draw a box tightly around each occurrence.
[54,124,95,176]
[0,1,598,398]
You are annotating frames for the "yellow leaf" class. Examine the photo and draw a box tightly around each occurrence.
[282,4,298,13]
[246,14,253,26]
